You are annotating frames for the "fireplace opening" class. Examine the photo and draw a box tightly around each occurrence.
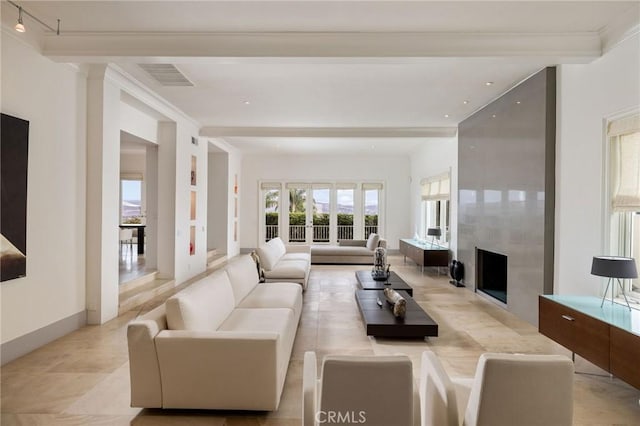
[476,248,507,304]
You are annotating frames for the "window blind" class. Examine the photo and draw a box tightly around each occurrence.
[420,172,450,200]
[611,122,640,211]
[260,182,282,190]
[362,182,384,190]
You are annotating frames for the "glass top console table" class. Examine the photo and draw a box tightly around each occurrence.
[399,238,450,273]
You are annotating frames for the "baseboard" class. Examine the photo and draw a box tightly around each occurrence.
[1,310,87,365]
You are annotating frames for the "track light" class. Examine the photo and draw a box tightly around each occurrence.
[15,7,25,32]
[8,1,61,35]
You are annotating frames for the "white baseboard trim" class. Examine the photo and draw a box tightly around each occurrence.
[1,310,87,365]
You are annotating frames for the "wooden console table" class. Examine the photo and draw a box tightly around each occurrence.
[539,295,640,389]
[399,239,450,272]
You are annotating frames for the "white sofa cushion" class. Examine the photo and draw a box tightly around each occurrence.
[366,233,380,250]
[311,246,377,257]
[257,237,287,271]
[281,252,310,262]
[219,308,297,376]
[263,259,308,280]
[225,254,259,303]
[165,271,235,331]
[237,282,303,319]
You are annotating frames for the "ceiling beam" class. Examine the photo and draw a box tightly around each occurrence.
[199,126,458,138]
[42,31,601,63]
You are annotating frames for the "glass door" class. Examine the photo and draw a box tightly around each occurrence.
[311,187,331,243]
[288,186,308,243]
[263,187,280,242]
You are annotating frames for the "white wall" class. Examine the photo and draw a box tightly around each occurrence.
[409,137,458,256]
[240,154,411,250]
[555,33,640,296]
[1,34,87,343]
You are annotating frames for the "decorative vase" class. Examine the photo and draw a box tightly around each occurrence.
[372,247,390,281]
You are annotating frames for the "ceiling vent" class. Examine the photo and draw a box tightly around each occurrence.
[138,64,194,87]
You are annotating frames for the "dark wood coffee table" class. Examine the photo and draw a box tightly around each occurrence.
[355,270,413,296]
[355,290,438,338]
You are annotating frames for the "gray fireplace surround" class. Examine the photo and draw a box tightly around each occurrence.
[457,67,556,326]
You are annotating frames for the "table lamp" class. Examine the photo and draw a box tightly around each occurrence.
[427,227,441,245]
[591,256,637,310]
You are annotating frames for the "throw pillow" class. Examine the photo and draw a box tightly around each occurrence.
[366,233,380,250]
[250,250,266,283]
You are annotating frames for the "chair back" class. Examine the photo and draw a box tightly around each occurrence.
[120,228,133,241]
[319,355,413,426]
[465,353,574,426]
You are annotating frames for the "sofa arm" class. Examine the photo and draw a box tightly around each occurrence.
[128,319,163,408]
[338,239,367,247]
[286,244,311,254]
[155,330,281,410]
[303,351,318,426]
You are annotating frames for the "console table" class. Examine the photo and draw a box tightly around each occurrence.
[539,295,640,389]
[399,239,450,272]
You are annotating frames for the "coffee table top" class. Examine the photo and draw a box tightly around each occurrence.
[355,270,413,294]
[355,290,438,338]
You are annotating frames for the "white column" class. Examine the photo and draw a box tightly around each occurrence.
[85,65,121,324]
[145,145,159,270]
[156,122,177,280]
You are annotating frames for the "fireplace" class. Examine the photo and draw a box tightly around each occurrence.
[476,248,507,304]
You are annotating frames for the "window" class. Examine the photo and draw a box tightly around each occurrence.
[261,182,281,242]
[363,183,382,238]
[336,185,355,240]
[259,181,383,244]
[608,113,640,303]
[420,172,451,245]
[121,178,143,224]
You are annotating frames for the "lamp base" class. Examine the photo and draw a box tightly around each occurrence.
[601,278,631,311]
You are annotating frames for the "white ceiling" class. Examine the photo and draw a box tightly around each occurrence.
[4,1,639,154]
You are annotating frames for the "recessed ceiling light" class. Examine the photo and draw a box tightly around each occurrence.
[463,100,469,105]
[492,114,497,118]
[444,114,450,118]
[516,101,521,104]
[485,82,494,86]
[243,101,250,105]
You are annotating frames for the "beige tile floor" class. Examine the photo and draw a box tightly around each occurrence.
[2,255,640,425]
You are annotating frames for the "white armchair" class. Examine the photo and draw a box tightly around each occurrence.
[303,351,414,426]
[420,351,574,426]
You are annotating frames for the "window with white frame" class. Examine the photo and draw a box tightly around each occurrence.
[120,175,144,224]
[420,172,450,245]
[608,113,640,303]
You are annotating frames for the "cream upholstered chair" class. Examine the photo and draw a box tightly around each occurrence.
[420,351,574,426]
[119,228,133,254]
[303,351,414,426]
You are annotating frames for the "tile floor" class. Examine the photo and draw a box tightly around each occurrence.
[2,256,640,425]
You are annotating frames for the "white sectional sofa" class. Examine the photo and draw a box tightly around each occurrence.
[256,237,311,289]
[127,254,303,411]
[311,233,387,264]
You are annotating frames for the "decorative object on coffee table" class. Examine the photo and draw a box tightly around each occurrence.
[591,256,637,310]
[449,260,465,287]
[372,247,390,281]
[384,288,407,318]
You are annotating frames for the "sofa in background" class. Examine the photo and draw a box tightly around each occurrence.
[311,233,387,264]
[256,237,311,289]
[127,254,303,411]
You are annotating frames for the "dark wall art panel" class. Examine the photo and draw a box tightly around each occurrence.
[1,113,29,282]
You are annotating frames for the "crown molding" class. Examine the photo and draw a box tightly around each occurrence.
[199,126,457,138]
[41,31,601,63]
